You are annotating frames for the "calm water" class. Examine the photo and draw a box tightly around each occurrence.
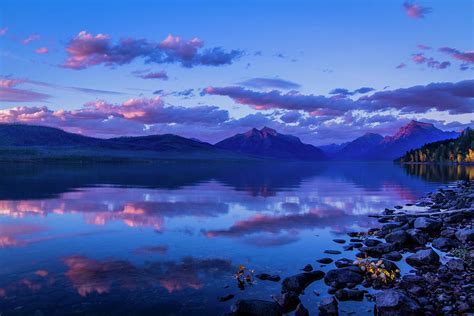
[0,162,472,315]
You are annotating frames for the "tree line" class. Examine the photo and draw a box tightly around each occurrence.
[399,128,474,164]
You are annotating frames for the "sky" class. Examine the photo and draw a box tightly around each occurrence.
[0,0,473,145]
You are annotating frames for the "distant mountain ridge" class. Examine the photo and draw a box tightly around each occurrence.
[0,121,460,162]
[320,121,459,160]
[216,127,326,160]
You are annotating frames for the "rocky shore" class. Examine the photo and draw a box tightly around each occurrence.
[227,180,474,315]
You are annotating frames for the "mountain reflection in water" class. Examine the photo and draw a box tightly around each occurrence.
[0,161,472,315]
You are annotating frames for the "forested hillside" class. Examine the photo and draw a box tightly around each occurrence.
[399,128,474,164]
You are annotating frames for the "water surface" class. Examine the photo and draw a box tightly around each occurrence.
[0,161,472,315]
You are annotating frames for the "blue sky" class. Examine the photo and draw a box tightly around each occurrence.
[0,0,472,144]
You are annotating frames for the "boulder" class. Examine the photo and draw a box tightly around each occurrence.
[364,239,382,247]
[281,271,325,294]
[255,273,280,282]
[375,289,421,315]
[446,258,464,272]
[413,217,442,233]
[295,303,309,316]
[431,237,459,251]
[406,248,440,268]
[406,229,429,246]
[383,251,402,261]
[230,300,282,316]
[317,258,333,264]
[333,239,346,244]
[334,289,365,301]
[385,230,410,245]
[273,291,300,313]
[334,258,354,268]
[324,250,342,255]
[318,296,339,316]
[302,264,313,272]
[455,228,474,243]
[324,268,364,289]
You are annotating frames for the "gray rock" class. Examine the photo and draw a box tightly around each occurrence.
[406,229,429,246]
[295,303,309,316]
[446,258,464,272]
[273,291,300,313]
[455,228,474,243]
[302,264,313,272]
[385,230,410,245]
[406,248,440,268]
[255,273,280,282]
[324,250,342,255]
[364,239,382,247]
[375,289,421,316]
[333,239,346,244]
[317,258,333,264]
[383,251,402,261]
[281,271,325,294]
[324,268,364,289]
[431,237,459,251]
[230,300,282,316]
[334,289,365,301]
[318,296,339,316]
[334,258,354,268]
[413,217,442,233]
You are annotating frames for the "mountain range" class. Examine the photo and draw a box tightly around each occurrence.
[321,120,459,160]
[0,121,461,162]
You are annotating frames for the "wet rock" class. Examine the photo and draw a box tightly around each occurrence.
[317,258,333,264]
[219,294,235,302]
[273,291,300,313]
[413,217,442,233]
[350,238,363,242]
[334,289,365,301]
[230,300,282,316]
[364,239,382,247]
[406,248,440,268]
[375,289,421,315]
[445,212,465,223]
[350,242,363,248]
[318,296,339,316]
[302,264,313,272]
[334,258,354,268]
[343,245,354,251]
[255,273,281,282]
[295,303,309,316]
[385,230,410,245]
[324,250,342,255]
[360,243,397,257]
[455,228,474,243]
[333,239,346,244]
[382,251,402,261]
[324,267,364,289]
[446,258,464,272]
[394,205,403,209]
[281,271,325,294]
[431,237,459,251]
[406,229,429,246]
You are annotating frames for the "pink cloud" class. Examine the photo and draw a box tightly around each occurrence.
[63,31,242,70]
[412,53,426,64]
[35,47,49,54]
[0,78,51,102]
[21,33,40,45]
[439,47,474,64]
[403,1,432,19]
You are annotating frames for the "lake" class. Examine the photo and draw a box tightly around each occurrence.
[0,161,472,315]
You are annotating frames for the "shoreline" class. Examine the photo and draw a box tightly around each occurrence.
[228,180,474,315]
